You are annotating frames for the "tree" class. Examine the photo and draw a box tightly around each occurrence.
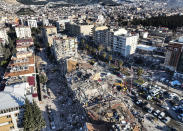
[102,52,107,60]
[89,46,93,54]
[32,101,46,130]
[108,55,112,65]
[85,44,89,50]
[92,48,97,56]
[0,60,7,66]
[23,99,35,131]
[3,47,11,60]
[39,73,48,84]
[119,60,123,70]
[23,99,45,131]
[98,44,104,56]
[137,67,144,77]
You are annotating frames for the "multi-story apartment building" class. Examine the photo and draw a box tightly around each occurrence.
[113,29,139,57]
[27,19,37,28]
[42,18,49,26]
[52,35,78,61]
[0,83,32,131]
[93,26,114,49]
[0,39,4,57]
[4,38,35,78]
[15,26,31,39]
[56,19,70,31]
[164,42,183,71]
[164,40,183,78]
[176,52,183,75]
[65,23,94,37]
[42,26,57,46]
[0,37,36,130]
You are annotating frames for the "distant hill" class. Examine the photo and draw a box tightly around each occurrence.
[3,0,19,4]
[16,8,35,15]
[17,0,48,5]
[16,0,119,5]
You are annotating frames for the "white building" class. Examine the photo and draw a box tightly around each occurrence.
[113,29,139,57]
[15,26,31,38]
[0,28,9,43]
[96,15,105,24]
[27,19,37,28]
[0,82,32,131]
[42,18,49,26]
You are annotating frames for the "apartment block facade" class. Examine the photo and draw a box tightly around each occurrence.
[164,42,183,71]
[15,26,31,39]
[0,37,36,130]
[0,28,9,43]
[52,36,78,61]
[42,26,57,46]
[27,19,37,28]
[65,23,94,37]
[93,26,113,49]
[113,30,138,57]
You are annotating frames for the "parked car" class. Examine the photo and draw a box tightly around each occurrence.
[148,107,154,114]
[161,116,171,124]
[178,114,183,121]
[172,106,179,111]
[136,100,143,106]
[158,112,165,119]
[154,110,161,116]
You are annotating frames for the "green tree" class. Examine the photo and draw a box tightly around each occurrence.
[23,99,35,131]
[137,67,144,77]
[3,48,11,60]
[119,60,123,69]
[102,52,107,60]
[85,44,89,50]
[89,46,93,54]
[108,55,112,65]
[23,99,45,131]
[98,44,104,56]
[39,73,48,84]
[92,48,97,56]
[32,101,46,130]
[0,60,7,66]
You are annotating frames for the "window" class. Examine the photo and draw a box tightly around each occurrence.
[7,115,11,118]
[8,121,13,124]
[15,113,19,117]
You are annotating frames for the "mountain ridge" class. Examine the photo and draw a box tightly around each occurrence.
[16,0,119,5]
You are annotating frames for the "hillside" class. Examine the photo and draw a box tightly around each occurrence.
[16,0,119,5]
[16,8,35,15]
[3,0,19,4]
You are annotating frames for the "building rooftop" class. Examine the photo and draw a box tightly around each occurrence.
[16,38,33,44]
[0,92,25,111]
[114,28,128,36]
[137,44,157,52]
[9,56,34,66]
[4,66,35,78]
[95,26,108,31]
[4,82,28,97]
